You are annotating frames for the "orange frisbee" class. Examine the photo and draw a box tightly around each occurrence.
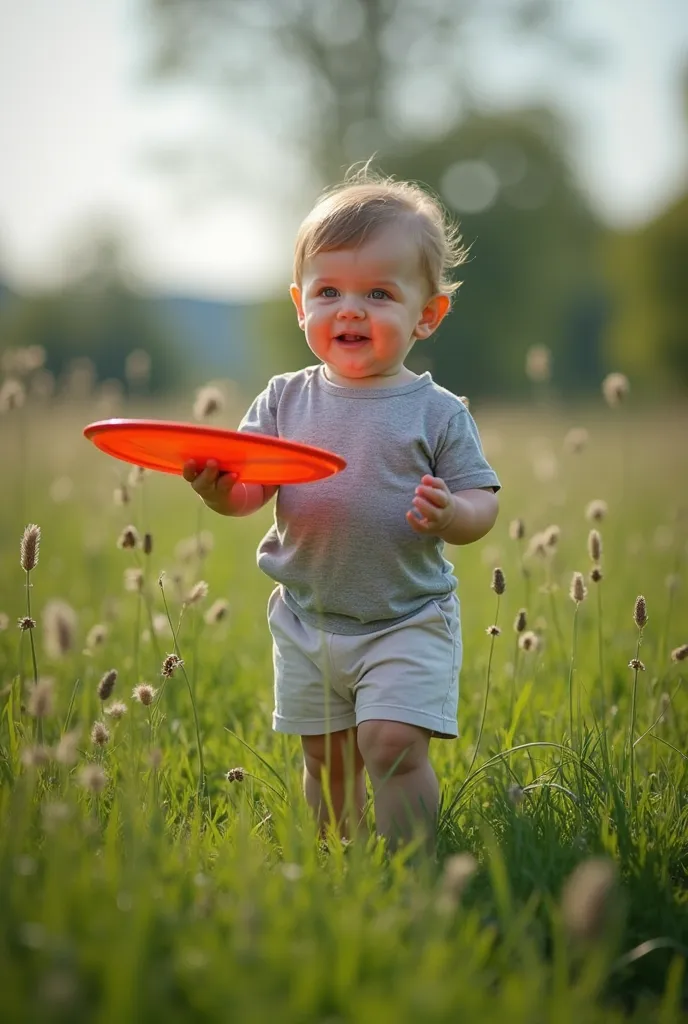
[83,418,347,485]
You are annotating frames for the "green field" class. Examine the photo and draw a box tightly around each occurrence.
[1,384,687,1023]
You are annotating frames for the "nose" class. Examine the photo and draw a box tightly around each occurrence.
[335,294,365,320]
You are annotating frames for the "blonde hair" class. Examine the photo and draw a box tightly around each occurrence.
[293,164,468,299]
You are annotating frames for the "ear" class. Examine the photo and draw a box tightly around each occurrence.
[413,293,451,340]
[290,283,305,330]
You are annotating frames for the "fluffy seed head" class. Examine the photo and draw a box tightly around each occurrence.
[586,500,608,523]
[54,729,80,766]
[543,525,560,550]
[563,427,589,454]
[20,524,41,572]
[193,385,225,420]
[561,858,620,942]
[518,631,540,652]
[670,644,688,663]
[587,530,602,563]
[602,372,630,408]
[90,721,110,746]
[628,658,646,671]
[508,518,525,541]
[97,669,117,701]
[133,683,157,706]
[491,567,506,596]
[128,466,147,488]
[143,532,153,556]
[0,377,26,412]
[85,623,108,650]
[104,701,128,719]
[186,580,209,605]
[514,609,527,633]
[117,525,140,550]
[507,784,524,806]
[633,595,648,630]
[526,532,549,559]
[78,763,107,793]
[589,567,604,584]
[570,572,587,604]
[161,653,183,678]
[18,616,36,631]
[113,485,130,506]
[204,599,229,625]
[42,600,77,659]
[124,567,144,593]
[226,766,245,782]
[27,678,54,718]
[486,625,501,637]
[21,745,52,768]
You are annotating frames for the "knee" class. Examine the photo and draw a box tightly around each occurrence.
[357,721,429,779]
[302,730,363,782]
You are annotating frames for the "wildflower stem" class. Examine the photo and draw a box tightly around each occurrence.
[24,570,39,687]
[628,630,643,813]
[465,595,501,781]
[510,636,520,723]
[568,603,580,748]
[596,582,606,728]
[160,580,209,815]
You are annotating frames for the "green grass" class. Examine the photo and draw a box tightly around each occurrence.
[0,389,687,1023]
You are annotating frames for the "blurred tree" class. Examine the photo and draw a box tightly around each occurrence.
[0,230,188,394]
[602,191,688,393]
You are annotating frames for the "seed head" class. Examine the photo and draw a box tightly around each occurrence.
[27,678,54,718]
[204,599,229,625]
[628,659,646,671]
[563,427,589,454]
[18,616,36,631]
[518,631,540,653]
[508,518,525,541]
[587,530,602,563]
[90,721,110,746]
[507,784,524,806]
[161,653,183,678]
[526,532,548,559]
[54,729,80,765]
[97,669,117,701]
[561,858,619,943]
[85,623,108,650]
[143,532,153,556]
[186,580,209,605]
[117,525,140,550]
[133,683,157,706]
[21,745,52,768]
[193,385,225,420]
[226,766,245,782]
[113,485,130,506]
[77,763,107,793]
[491,567,506,596]
[104,701,128,719]
[585,500,608,523]
[543,525,560,550]
[0,377,26,412]
[514,609,527,634]
[633,595,648,630]
[123,567,144,593]
[525,345,551,383]
[670,644,688,663]
[602,372,630,408]
[20,524,41,572]
[485,625,501,637]
[589,567,604,584]
[569,572,587,604]
[42,600,77,659]
[128,466,147,488]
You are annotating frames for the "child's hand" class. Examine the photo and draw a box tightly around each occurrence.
[183,459,240,516]
[406,475,455,535]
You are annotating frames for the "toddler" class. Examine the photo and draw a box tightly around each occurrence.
[183,168,501,850]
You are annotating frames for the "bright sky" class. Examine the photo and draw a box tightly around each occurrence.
[0,0,686,301]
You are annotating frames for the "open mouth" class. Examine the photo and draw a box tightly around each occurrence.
[335,333,369,344]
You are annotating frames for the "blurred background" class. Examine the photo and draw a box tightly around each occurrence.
[0,0,687,406]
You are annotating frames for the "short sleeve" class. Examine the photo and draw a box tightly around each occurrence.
[238,378,279,437]
[435,409,501,493]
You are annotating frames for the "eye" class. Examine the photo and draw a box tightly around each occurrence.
[370,288,390,300]
[318,286,339,298]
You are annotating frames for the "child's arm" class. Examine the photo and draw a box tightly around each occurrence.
[406,476,498,545]
[183,459,277,518]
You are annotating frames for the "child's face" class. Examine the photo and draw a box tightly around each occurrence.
[290,222,449,387]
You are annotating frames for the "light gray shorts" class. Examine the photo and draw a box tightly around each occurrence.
[267,586,462,739]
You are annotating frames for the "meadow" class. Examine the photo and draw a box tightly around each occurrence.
[0,369,687,1023]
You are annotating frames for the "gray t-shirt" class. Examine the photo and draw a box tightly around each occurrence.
[239,364,500,635]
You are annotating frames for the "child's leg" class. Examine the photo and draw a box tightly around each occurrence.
[356,720,437,850]
[301,729,367,839]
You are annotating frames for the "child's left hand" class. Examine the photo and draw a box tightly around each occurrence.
[406,475,455,535]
